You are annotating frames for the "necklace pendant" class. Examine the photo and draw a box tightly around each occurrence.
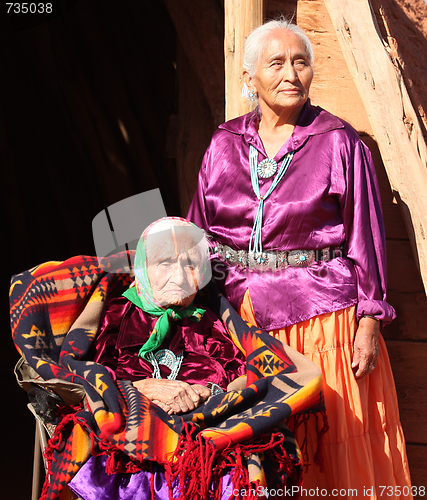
[257,158,278,179]
[148,349,184,380]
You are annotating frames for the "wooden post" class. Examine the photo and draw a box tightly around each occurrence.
[323,0,427,294]
[224,0,264,121]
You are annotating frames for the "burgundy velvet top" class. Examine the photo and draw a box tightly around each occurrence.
[92,296,246,390]
[187,101,396,330]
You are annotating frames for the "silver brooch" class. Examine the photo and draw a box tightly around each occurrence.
[257,158,278,179]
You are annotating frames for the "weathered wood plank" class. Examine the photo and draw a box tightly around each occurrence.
[371,0,427,140]
[296,0,373,135]
[382,205,408,241]
[385,340,427,444]
[224,0,263,120]
[323,0,427,294]
[387,240,425,294]
[383,292,427,341]
[405,444,427,495]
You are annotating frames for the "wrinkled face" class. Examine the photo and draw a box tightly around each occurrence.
[248,29,314,114]
[146,236,204,308]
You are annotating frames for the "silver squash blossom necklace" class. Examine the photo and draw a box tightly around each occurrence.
[248,144,294,258]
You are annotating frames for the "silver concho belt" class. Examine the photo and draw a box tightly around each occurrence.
[212,243,344,272]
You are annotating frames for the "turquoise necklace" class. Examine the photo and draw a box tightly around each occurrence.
[249,144,294,259]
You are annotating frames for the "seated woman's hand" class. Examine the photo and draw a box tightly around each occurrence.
[132,379,211,414]
[351,317,380,379]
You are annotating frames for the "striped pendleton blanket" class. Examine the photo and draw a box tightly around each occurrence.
[10,252,326,500]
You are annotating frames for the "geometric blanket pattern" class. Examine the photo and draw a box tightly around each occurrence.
[10,252,325,500]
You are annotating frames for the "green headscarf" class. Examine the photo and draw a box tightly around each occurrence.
[123,217,209,360]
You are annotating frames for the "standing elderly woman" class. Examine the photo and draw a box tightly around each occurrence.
[188,19,412,498]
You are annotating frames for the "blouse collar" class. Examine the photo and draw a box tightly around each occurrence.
[218,100,345,160]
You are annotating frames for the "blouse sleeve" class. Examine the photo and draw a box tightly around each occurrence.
[341,136,396,326]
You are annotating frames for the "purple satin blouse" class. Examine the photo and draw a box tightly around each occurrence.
[92,297,246,390]
[187,100,396,331]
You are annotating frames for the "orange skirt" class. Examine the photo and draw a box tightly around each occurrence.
[239,291,412,500]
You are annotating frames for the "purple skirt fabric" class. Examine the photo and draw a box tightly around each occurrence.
[68,455,235,500]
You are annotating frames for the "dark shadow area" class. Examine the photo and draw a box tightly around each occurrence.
[267,0,298,21]
[1,1,180,496]
[2,0,227,494]
[360,134,427,338]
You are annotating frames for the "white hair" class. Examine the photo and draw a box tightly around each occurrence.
[243,18,314,78]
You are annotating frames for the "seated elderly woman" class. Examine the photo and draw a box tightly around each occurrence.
[67,217,246,499]
[92,217,246,412]
[11,217,324,500]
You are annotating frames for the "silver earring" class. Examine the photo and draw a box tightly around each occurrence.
[249,89,257,102]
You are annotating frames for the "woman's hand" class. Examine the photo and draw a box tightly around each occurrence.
[351,317,380,379]
[132,379,211,415]
[227,375,247,392]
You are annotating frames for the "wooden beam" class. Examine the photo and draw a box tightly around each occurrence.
[323,0,427,294]
[224,0,264,121]
[406,444,427,494]
[386,340,427,444]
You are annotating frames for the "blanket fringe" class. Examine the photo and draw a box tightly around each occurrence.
[164,423,217,500]
[313,410,329,471]
[289,409,329,472]
[40,413,81,500]
[163,422,302,500]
